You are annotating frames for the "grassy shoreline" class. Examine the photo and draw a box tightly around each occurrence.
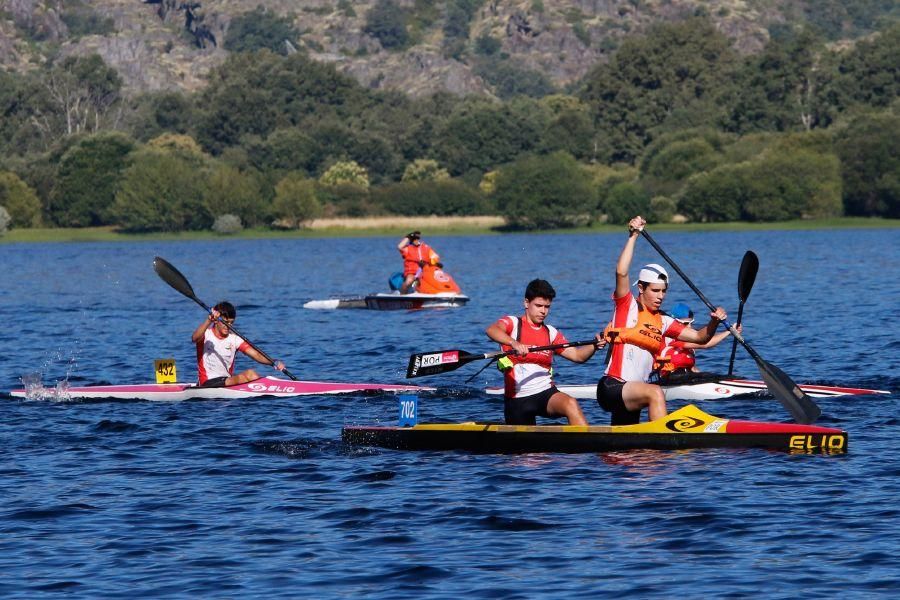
[1,216,897,244]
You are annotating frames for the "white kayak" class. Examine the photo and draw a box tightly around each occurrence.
[11,376,434,402]
[304,292,469,311]
[487,374,889,402]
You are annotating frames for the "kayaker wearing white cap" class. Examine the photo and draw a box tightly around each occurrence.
[597,215,728,425]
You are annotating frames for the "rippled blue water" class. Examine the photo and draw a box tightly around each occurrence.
[2,229,899,597]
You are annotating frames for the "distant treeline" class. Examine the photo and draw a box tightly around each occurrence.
[0,17,898,234]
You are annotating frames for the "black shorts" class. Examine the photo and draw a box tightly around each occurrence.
[596,376,641,426]
[504,386,559,425]
[199,376,228,388]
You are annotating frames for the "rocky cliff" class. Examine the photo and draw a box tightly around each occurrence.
[0,0,854,97]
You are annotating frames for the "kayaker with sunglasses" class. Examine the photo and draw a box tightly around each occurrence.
[654,303,740,377]
[597,215,728,425]
[192,301,285,387]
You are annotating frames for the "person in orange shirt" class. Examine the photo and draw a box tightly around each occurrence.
[397,231,439,294]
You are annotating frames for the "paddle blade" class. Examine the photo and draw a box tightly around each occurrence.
[756,359,821,424]
[153,257,198,302]
[407,350,479,378]
[738,251,759,302]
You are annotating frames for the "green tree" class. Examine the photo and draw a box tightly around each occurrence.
[205,164,268,227]
[723,28,832,134]
[320,160,370,188]
[493,151,595,229]
[402,159,450,182]
[364,0,410,49]
[474,58,558,99]
[679,166,746,222]
[579,18,738,163]
[111,148,211,232]
[836,111,900,217]
[225,6,300,55]
[603,182,651,225]
[195,51,367,153]
[434,98,546,175]
[49,132,135,226]
[373,180,488,215]
[0,171,42,228]
[245,128,318,175]
[31,54,123,143]
[272,173,322,227]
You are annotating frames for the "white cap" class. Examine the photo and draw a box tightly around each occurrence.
[634,263,669,286]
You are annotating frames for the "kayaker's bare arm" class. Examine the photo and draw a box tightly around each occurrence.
[486,323,529,356]
[397,236,410,252]
[241,346,285,371]
[559,334,607,363]
[681,325,740,350]
[615,216,645,299]
[191,309,218,343]
[677,307,727,344]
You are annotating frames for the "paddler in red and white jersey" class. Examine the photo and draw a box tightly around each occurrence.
[397,230,439,294]
[598,216,727,425]
[192,301,285,387]
[487,279,605,426]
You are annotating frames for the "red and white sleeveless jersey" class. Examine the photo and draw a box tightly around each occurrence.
[495,315,567,398]
[196,327,250,384]
[604,294,684,383]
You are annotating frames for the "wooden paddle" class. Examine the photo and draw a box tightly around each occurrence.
[407,339,600,379]
[639,231,821,424]
[728,250,759,376]
[153,256,299,381]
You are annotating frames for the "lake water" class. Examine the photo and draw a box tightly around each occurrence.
[1,229,898,597]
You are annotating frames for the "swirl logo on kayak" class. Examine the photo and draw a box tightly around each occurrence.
[665,415,706,432]
[247,382,296,393]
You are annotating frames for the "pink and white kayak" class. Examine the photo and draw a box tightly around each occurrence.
[11,376,434,402]
[486,376,889,402]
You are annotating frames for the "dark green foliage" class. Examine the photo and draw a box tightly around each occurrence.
[50,132,135,226]
[225,6,300,55]
[836,112,900,217]
[245,128,319,175]
[825,25,900,111]
[796,0,900,40]
[61,2,115,37]
[111,149,211,232]
[493,151,595,229]
[364,0,410,50]
[474,34,502,56]
[373,180,489,216]
[474,58,558,99]
[539,106,596,160]
[195,52,366,153]
[603,182,651,225]
[316,183,377,217]
[130,92,196,141]
[640,130,725,197]
[205,164,269,227]
[723,29,832,134]
[433,99,546,175]
[579,18,738,163]
[679,166,745,222]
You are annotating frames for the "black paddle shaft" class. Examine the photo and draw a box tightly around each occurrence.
[153,257,299,381]
[638,231,820,424]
